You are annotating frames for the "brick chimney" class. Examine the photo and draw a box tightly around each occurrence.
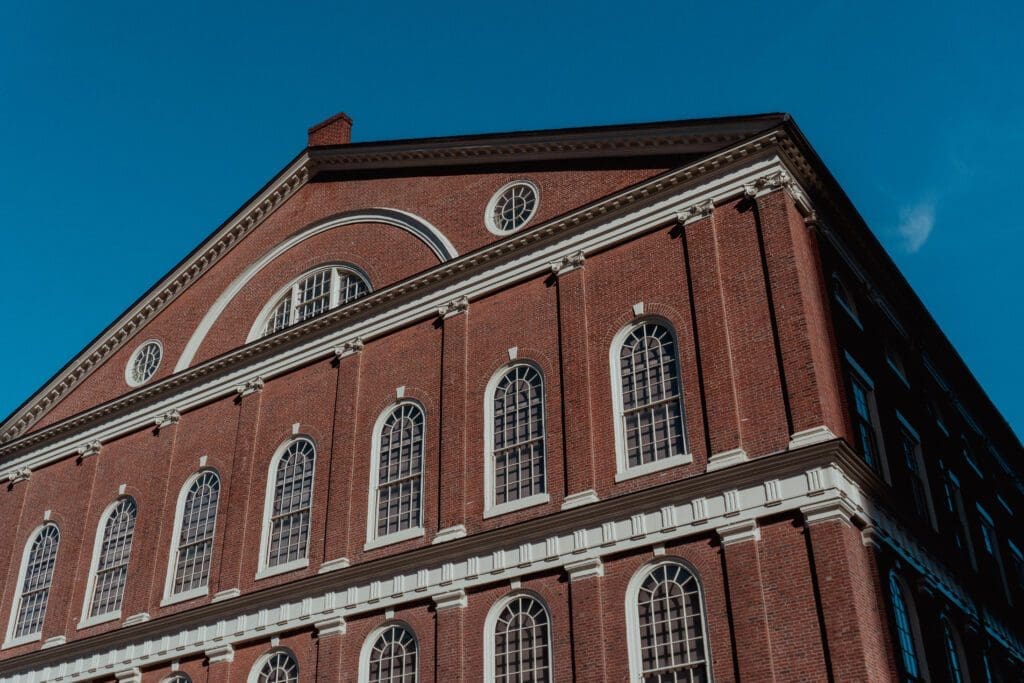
[307,112,353,147]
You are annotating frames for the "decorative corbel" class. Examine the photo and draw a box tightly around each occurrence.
[675,199,715,225]
[76,440,102,461]
[333,337,365,357]
[235,377,265,397]
[549,250,585,276]
[436,296,469,320]
[6,467,31,485]
[153,409,181,431]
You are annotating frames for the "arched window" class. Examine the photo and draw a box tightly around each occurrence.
[163,675,192,683]
[612,320,688,477]
[5,524,60,644]
[165,471,221,600]
[368,403,425,546]
[85,498,138,621]
[889,572,929,681]
[363,624,418,683]
[942,617,969,683]
[261,265,370,337]
[486,364,547,513]
[261,439,316,573]
[627,560,710,681]
[250,650,299,683]
[485,594,551,683]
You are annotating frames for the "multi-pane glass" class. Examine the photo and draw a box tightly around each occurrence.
[267,439,315,567]
[12,524,60,639]
[889,572,920,680]
[619,322,687,468]
[493,596,550,683]
[163,676,192,683]
[263,266,370,336]
[171,472,220,595]
[376,404,424,537]
[492,183,538,232]
[130,342,162,385]
[849,374,879,472]
[368,625,418,683]
[89,498,137,617]
[898,429,929,522]
[256,651,299,683]
[492,365,546,506]
[636,563,708,682]
[942,620,965,683]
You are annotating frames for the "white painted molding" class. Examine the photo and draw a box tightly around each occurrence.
[234,377,265,397]
[113,669,141,683]
[318,557,351,574]
[436,296,470,320]
[6,467,31,484]
[706,448,749,472]
[675,198,714,225]
[211,588,240,603]
[205,643,234,664]
[432,525,467,545]
[788,426,839,450]
[801,498,863,527]
[561,489,599,510]
[565,557,604,581]
[314,616,346,637]
[122,613,150,627]
[717,519,760,545]
[333,338,365,357]
[41,636,66,650]
[549,250,585,276]
[432,589,467,611]
[75,441,102,461]
[152,410,181,431]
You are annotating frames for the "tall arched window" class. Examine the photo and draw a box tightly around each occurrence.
[362,624,418,683]
[260,439,316,574]
[368,403,425,546]
[486,364,547,514]
[942,617,969,683]
[5,524,60,645]
[612,320,688,478]
[627,560,710,681]
[163,675,192,683]
[889,572,929,681]
[250,650,299,683]
[485,594,551,683]
[85,498,138,622]
[260,264,370,337]
[165,471,220,601]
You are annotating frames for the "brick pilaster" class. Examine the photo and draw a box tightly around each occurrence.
[437,299,469,539]
[566,557,607,681]
[204,644,234,682]
[719,520,776,681]
[433,589,467,682]
[324,341,364,569]
[314,616,347,681]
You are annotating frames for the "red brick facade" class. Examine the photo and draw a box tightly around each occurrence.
[0,114,1020,682]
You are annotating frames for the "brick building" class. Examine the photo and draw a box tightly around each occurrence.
[0,113,1020,682]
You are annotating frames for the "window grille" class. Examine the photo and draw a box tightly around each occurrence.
[255,651,299,683]
[889,572,921,679]
[171,472,220,595]
[493,596,550,683]
[898,428,930,522]
[267,439,315,567]
[89,498,137,618]
[618,322,687,468]
[942,620,965,683]
[128,341,162,386]
[492,365,546,505]
[375,404,424,538]
[163,675,192,683]
[263,266,370,336]
[488,182,539,233]
[636,563,709,682]
[368,625,418,683]
[848,373,880,472]
[11,524,60,639]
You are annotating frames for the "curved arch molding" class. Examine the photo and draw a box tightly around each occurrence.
[175,209,458,371]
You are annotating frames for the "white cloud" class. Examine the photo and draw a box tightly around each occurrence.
[897,200,936,253]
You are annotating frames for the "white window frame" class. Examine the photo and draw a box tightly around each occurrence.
[78,498,136,630]
[625,558,712,683]
[248,262,372,342]
[889,571,930,681]
[610,318,692,483]
[844,351,891,483]
[247,648,299,683]
[256,438,316,580]
[365,401,426,550]
[3,523,60,650]
[484,362,550,518]
[483,591,552,683]
[358,622,419,683]
[895,412,938,530]
[124,339,163,388]
[161,469,220,606]
[484,180,540,235]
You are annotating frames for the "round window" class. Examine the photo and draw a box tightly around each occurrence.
[126,340,162,387]
[485,180,539,234]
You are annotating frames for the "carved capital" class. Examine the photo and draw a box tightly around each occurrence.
[205,643,235,664]
[717,519,760,546]
[432,588,468,611]
[76,440,103,460]
[153,409,181,430]
[6,467,31,485]
[315,615,347,636]
[675,199,714,224]
[235,377,265,397]
[333,337,365,357]
[437,296,469,319]
[549,250,585,276]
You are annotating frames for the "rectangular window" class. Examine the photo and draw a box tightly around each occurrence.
[1009,540,1024,591]
[845,356,883,476]
[896,418,934,529]
[977,504,1013,603]
[940,465,977,570]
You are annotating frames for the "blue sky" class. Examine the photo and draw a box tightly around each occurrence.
[0,1,1020,437]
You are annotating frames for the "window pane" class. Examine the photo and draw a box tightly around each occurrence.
[493,366,546,505]
[636,563,709,681]
[89,499,137,617]
[494,596,550,682]
[13,525,60,639]
[377,405,424,536]
[369,625,418,683]
[267,440,315,566]
[256,651,299,683]
[172,472,220,594]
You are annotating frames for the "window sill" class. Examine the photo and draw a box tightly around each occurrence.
[615,453,693,482]
[484,493,550,519]
[1,633,40,650]
[160,586,209,607]
[77,610,120,630]
[364,527,424,551]
[255,557,309,581]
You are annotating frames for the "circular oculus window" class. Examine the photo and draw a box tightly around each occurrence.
[125,340,162,387]
[485,181,539,234]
